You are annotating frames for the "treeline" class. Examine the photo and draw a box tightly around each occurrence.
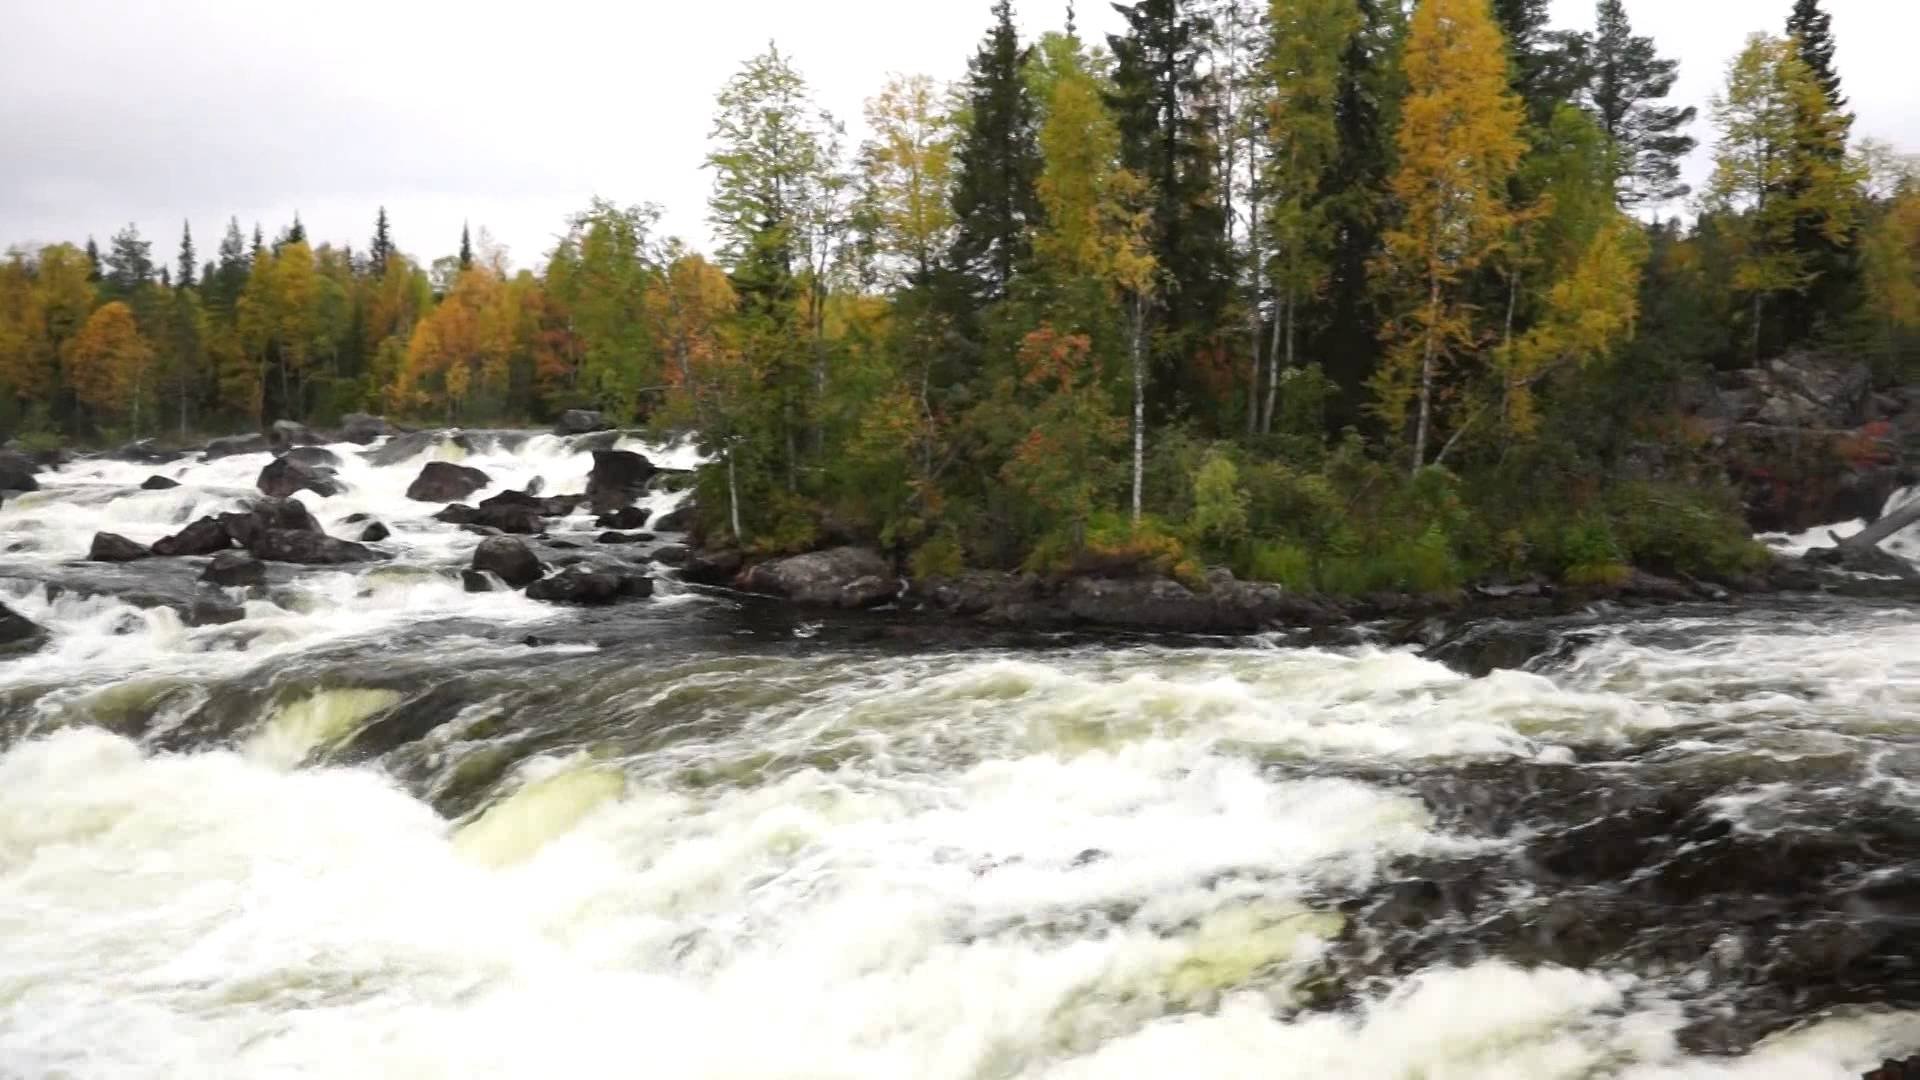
[4,0,1919,591]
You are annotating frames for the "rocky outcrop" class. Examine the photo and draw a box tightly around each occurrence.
[201,551,267,587]
[268,419,321,449]
[279,445,341,469]
[141,475,179,490]
[586,450,656,513]
[526,563,653,605]
[152,517,234,557]
[553,409,609,436]
[471,536,544,589]
[596,531,653,546]
[739,547,900,609]
[0,450,39,492]
[337,413,396,444]
[595,507,650,530]
[219,498,322,549]
[203,433,271,460]
[89,533,152,563]
[0,602,49,657]
[405,461,490,503]
[257,456,341,499]
[249,530,376,565]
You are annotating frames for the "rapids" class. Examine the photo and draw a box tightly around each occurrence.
[0,433,1916,1078]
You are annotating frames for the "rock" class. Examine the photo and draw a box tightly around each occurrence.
[337,413,395,445]
[268,419,321,449]
[653,544,692,567]
[526,563,652,605]
[0,602,48,657]
[740,547,899,609]
[249,530,377,565]
[681,547,743,585]
[201,551,267,587]
[1806,543,1920,580]
[111,439,182,464]
[595,507,651,530]
[462,570,500,593]
[434,504,478,525]
[363,430,459,467]
[586,450,656,513]
[478,489,580,518]
[596,531,652,545]
[359,522,391,543]
[472,504,545,535]
[278,445,341,469]
[203,433,271,460]
[0,450,39,492]
[406,461,490,503]
[653,503,697,533]
[88,532,152,563]
[553,409,609,436]
[217,498,322,551]
[152,517,234,557]
[1864,1056,1920,1080]
[188,593,246,626]
[257,456,341,499]
[140,475,180,490]
[472,536,544,589]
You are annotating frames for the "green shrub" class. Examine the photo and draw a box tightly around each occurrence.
[909,532,966,580]
[1606,482,1770,579]
[1242,541,1314,591]
[1189,450,1249,557]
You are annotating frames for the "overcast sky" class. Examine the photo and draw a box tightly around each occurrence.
[2,0,1915,273]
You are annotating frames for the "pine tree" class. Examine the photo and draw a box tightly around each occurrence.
[1493,0,1584,124]
[1786,0,1845,112]
[251,225,265,259]
[209,218,250,316]
[1780,0,1857,341]
[103,224,154,300]
[948,0,1044,304]
[459,223,474,270]
[85,238,103,283]
[175,221,197,290]
[286,214,307,247]
[1584,0,1696,207]
[369,207,395,275]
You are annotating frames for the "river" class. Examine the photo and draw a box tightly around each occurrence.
[0,433,1915,1078]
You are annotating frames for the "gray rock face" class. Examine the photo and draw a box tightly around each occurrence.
[338,413,396,444]
[740,547,899,609]
[405,461,491,503]
[257,456,341,499]
[364,431,462,467]
[653,503,697,533]
[526,563,652,605]
[0,450,39,492]
[471,536,544,589]
[201,551,267,587]
[279,445,342,469]
[88,533,152,563]
[553,409,609,436]
[586,451,656,513]
[269,419,321,449]
[249,530,377,565]
[0,602,49,657]
[204,434,272,460]
[152,517,234,557]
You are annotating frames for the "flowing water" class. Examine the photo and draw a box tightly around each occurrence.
[0,435,1916,1079]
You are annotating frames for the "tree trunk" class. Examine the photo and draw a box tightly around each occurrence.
[1262,284,1286,435]
[727,443,745,543]
[1839,495,1920,553]
[1130,294,1147,528]
[1751,293,1764,363]
[1413,276,1441,476]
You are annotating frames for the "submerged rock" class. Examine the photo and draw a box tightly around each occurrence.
[0,601,48,657]
[111,439,183,464]
[462,569,500,593]
[88,532,152,563]
[0,450,40,492]
[595,506,650,531]
[653,502,696,534]
[596,531,653,546]
[526,563,652,605]
[586,450,656,513]
[257,456,341,499]
[152,517,234,557]
[406,461,490,503]
[740,547,898,609]
[652,544,692,567]
[203,433,271,460]
[140,475,180,490]
[472,536,543,589]
[249,530,377,565]
[553,409,609,436]
[200,551,267,588]
[364,430,460,466]
[359,521,391,543]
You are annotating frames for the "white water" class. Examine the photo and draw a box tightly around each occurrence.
[0,437,1916,1078]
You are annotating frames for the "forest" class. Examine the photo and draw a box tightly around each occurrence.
[2,0,1917,594]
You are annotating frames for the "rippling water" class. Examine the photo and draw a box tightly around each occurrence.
[0,435,1916,1078]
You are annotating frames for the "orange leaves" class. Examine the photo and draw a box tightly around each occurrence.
[62,301,154,420]
[1017,325,1096,390]
[396,267,516,417]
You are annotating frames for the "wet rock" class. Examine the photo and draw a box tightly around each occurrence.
[88,532,152,563]
[653,503,697,533]
[337,413,396,444]
[257,455,341,499]
[586,450,656,513]
[268,419,321,449]
[527,563,652,605]
[203,433,271,460]
[478,488,580,519]
[462,569,500,593]
[111,439,183,464]
[359,521,391,543]
[140,475,180,490]
[472,536,544,589]
[200,551,267,587]
[152,517,234,557]
[1866,1057,1920,1080]
[0,601,48,657]
[652,544,691,567]
[433,503,477,525]
[741,547,899,609]
[0,450,40,492]
[553,409,609,436]
[1806,543,1920,580]
[681,547,743,585]
[363,430,461,466]
[596,531,653,546]
[278,445,341,469]
[471,504,545,535]
[595,506,651,531]
[249,529,377,565]
[405,461,490,503]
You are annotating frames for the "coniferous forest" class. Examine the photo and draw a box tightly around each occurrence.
[3,0,1917,594]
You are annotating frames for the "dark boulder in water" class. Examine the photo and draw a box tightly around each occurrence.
[406,461,490,503]
[337,413,396,445]
[268,419,321,449]
[653,502,696,534]
[595,506,650,530]
[462,569,500,593]
[88,532,152,563]
[257,456,340,499]
[152,517,234,557]
[1866,1057,1920,1080]
[0,450,39,492]
[586,450,656,513]
[479,488,580,519]
[210,498,322,553]
[0,601,48,657]
[203,433,271,460]
[741,547,898,609]
[359,521,391,543]
[140,475,180,490]
[249,530,377,565]
[469,503,545,535]
[472,536,544,589]
[201,551,267,587]
[652,544,691,568]
[527,563,651,605]
[364,430,461,466]
[553,409,609,436]
[278,445,341,469]
[111,439,183,464]
[434,503,477,525]
[596,531,653,546]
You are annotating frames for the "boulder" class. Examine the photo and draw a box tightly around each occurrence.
[257,456,341,499]
[406,461,490,503]
[249,529,377,565]
[203,433,271,460]
[0,602,50,657]
[553,409,609,436]
[596,531,653,546]
[739,547,899,609]
[472,536,544,589]
[434,504,478,525]
[6,441,70,468]
[653,503,696,533]
[586,450,656,513]
[462,570,500,593]
[141,475,180,490]
[0,450,39,492]
[221,498,322,549]
[152,517,234,557]
[681,547,744,585]
[595,507,651,531]
[472,504,545,535]
[269,419,321,449]
[479,489,581,518]
[338,413,396,445]
[363,430,459,467]
[527,563,653,605]
[359,521,391,543]
[1865,1057,1920,1080]
[201,551,267,588]
[652,544,692,568]
[88,532,152,563]
[279,445,341,469]
[112,439,183,464]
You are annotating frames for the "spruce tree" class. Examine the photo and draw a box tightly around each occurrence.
[1493,0,1584,124]
[251,225,265,259]
[1585,0,1696,207]
[459,223,474,270]
[287,214,307,246]
[85,238,103,283]
[210,218,249,316]
[103,224,154,299]
[947,0,1044,303]
[369,207,394,275]
[175,221,197,290]
[1786,0,1845,113]
[1780,0,1858,343]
